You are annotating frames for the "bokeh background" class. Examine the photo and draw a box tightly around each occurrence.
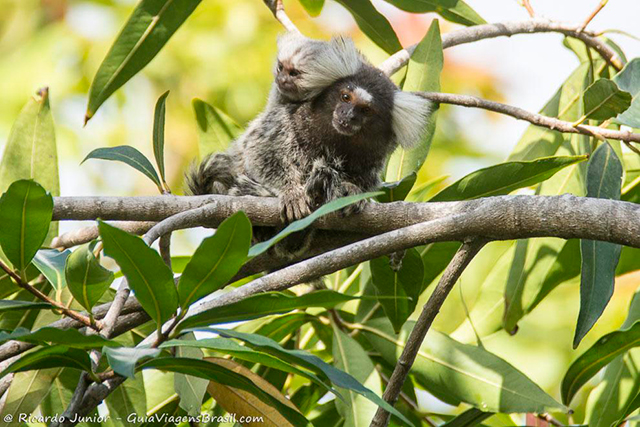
[1,0,639,420]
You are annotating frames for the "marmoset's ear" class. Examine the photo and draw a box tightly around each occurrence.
[392,91,433,148]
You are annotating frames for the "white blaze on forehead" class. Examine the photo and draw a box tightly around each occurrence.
[353,87,373,103]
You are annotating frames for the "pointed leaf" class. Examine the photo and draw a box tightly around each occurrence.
[370,248,424,333]
[1,369,63,423]
[575,142,623,348]
[0,346,92,379]
[0,88,59,241]
[66,242,115,312]
[99,221,178,326]
[363,318,566,413]
[383,0,485,26]
[178,211,251,308]
[334,0,401,54]
[160,337,332,393]
[0,180,53,272]
[32,249,70,290]
[332,327,382,427]
[178,290,356,331]
[441,408,494,427]
[82,146,162,189]
[188,328,413,426]
[192,98,243,157]
[153,90,170,184]
[582,78,632,121]
[0,299,52,312]
[385,21,442,181]
[103,346,161,379]
[0,327,119,349]
[377,173,417,203]
[139,357,311,426]
[249,192,380,258]
[431,155,588,202]
[613,58,640,127]
[86,0,202,120]
[174,334,207,417]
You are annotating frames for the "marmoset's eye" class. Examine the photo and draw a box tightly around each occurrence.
[341,93,351,102]
[276,62,283,72]
[289,69,300,77]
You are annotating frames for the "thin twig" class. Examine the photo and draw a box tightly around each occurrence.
[538,413,564,426]
[0,260,98,329]
[52,221,155,249]
[159,233,172,268]
[578,0,609,33]
[379,19,624,76]
[522,0,535,17]
[263,0,301,34]
[370,240,487,427]
[416,91,640,144]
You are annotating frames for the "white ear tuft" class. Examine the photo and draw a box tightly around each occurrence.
[392,91,433,148]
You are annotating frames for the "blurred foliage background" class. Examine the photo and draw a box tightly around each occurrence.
[0,0,639,421]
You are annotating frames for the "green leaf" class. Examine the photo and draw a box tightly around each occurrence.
[0,327,119,349]
[385,21,442,182]
[299,0,325,16]
[103,346,161,379]
[581,78,632,121]
[86,0,203,121]
[363,318,566,413]
[0,88,59,242]
[178,211,251,308]
[334,0,402,54]
[563,320,640,405]
[430,155,588,202]
[139,357,311,426]
[377,173,417,203]
[41,368,101,427]
[613,58,640,128]
[370,248,424,333]
[178,290,356,331]
[98,221,178,327]
[65,242,115,312]
[1,369,63,424]
[0,346,92,379]
[192,98,243,157]
[0,180,53,273]
[248,192,381,258]
[0,299,52,312]
[332,327,382,427]
[189,328,414,426]
[153,90,170,185]
[441,408,494,427]
[32,249,70,290]
[575,142,623,348]
[173,333,208,417]
[160,337,332,394]
[82,146,162,190]
[106,370,147,425]
[383,0,485,26]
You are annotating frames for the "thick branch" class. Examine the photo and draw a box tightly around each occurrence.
[418,92,640,144]
[379,19,624,76]
[370,240,486,427]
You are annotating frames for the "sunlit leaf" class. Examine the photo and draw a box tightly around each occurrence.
[86,0,203,120]
[192,99,243,158]
[0,180,53,273]
[0,88,59,242]
[386,21,442,181]
[99,221,178,327]
[299,0,325,16]
[430,155,588,202]
[0,346,92,379]
[613,58,640,127]
[153,90,170,185]
[575,142,623,348]
[377,173,417,203]
[32,249,70,290]
[1,369,63,424]
[178,290,355,330]
[581,78,631,121]
[0,299,52,312]
[65,242,115,312]
[383,0,485,26]
[82,146,162,190]
[178,211,251,308]
[174,333,208,416]
[0,327,119,349]
[103,346,161,379]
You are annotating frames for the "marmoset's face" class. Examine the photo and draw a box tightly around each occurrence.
[331,83,376,136]
[275,60,304,101]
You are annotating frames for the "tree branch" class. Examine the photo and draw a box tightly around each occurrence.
[370,240,486,427]
[417,91,640,144]
[52,221,155,249]
[263,0,300,34]
[379,19,624,76]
